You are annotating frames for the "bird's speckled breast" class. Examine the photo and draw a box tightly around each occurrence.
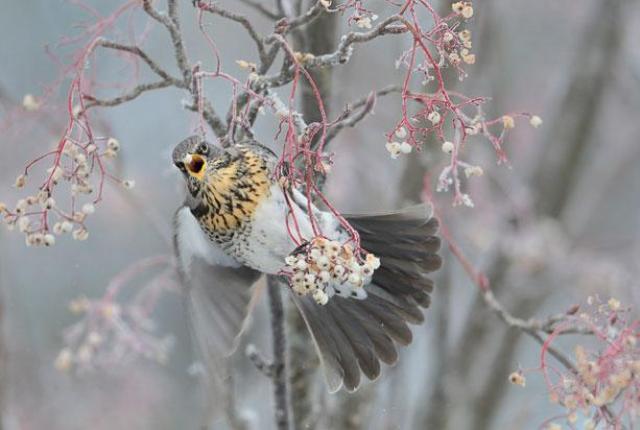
[197,148,272,235]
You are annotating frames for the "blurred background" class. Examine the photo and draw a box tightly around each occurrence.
[1,0,639,429]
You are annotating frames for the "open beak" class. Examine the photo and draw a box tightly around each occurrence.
[183,153,207,180]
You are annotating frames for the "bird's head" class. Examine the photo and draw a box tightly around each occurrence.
[172,135,224,196]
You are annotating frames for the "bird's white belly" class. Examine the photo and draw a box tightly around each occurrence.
[241,185,340,274]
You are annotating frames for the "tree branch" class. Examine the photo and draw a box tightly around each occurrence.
[267,277,292,430]
[306,16,407,67]
[241,0,281,20]
[286,1,326,32]
[196,2,269,65]
[142,0,191,85]
[95,39,184,86]
[325,85,402,144]
[82,80,174,111]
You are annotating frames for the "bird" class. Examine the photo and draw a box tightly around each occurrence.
[172,135,442,394]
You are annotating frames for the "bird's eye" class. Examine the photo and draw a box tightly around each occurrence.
[197,142,209,156]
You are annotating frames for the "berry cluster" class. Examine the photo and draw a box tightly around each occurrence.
[285,237,381,305]
[0,137,135,246]
[510,297,640,429]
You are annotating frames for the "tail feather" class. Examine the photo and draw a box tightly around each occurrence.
[292,204,442,392]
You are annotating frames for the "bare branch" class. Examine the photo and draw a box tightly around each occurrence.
[240,0,281,20]
[325,85,401,143]
[286,1,325,31]
[82,80,174,111]
[306,16,407,67]
[184,98,227,138]
[251,17,407,95]
[481,289,591,336]
[196,2,269,65]
[95,39,184,87]
[142,0,191,85]
[267,277,292,430]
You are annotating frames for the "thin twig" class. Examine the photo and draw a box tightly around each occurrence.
[94,38,183,84]
[481,289,592,336]
[82,80,174,111]
[286,1,326,31]
[306,16,407,67]
[197,2,269,64]
[142,0,191,85]
[325,85,401,143]
[240,0,281,20]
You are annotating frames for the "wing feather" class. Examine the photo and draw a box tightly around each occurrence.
[173,206,262,410]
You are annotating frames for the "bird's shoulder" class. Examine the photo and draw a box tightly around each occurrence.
[226,140,278,172]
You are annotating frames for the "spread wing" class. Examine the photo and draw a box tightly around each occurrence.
[173,206,263,411]
[291,205,441,392]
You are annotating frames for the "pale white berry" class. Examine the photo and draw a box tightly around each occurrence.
[15,199,28,214]
[366,254,381,269]
[464,166,484,178]
[22,94,41,111]
[292,272,305,284]
[399,142,413,154]
[317,255,330,270]
[348,273,362,287]
[81,203,95,215]
[44,234,56,247]
[74,153,87,164]
[285,255,297,266]
[360,264,374,277]
[385,141,401,159]
[52,222,64,235]
[122,180,136,189]
[313,289,329,305]
[61,220,74,233]
[318,271,331,284]
[43,197,56,210]
[107,138,120,151]
[309,248,322,260]
[441,141,454,154]
[529,115,543,128]
[14,174,26,188]
[295,259,308,271]
[428,111,441,124]
[72,228,89,241]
